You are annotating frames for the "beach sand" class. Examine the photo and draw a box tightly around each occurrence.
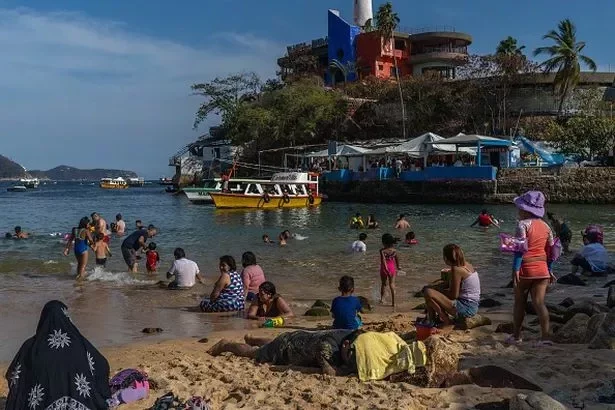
[2,311,614,410]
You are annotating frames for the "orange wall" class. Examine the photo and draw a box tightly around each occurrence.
[356,32,412,80]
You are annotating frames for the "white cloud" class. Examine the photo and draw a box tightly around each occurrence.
[0,8,282,177]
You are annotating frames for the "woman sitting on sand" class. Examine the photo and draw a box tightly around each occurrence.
[422,244,481,327]
[246,281,294,321]
[200,255,245,312]
[4,300,111,409]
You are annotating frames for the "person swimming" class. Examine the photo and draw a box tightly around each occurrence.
[367,214,379,229]
[471,209,499,228]
[350,213,365,229]
[262,234,275,244]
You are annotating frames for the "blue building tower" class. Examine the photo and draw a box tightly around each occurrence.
[326,10,361,86]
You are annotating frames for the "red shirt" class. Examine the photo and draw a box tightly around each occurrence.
[146,250,159,269]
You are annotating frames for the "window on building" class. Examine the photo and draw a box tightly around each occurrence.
[378,64,384,71]
[394,39,405,51]
[390,66,399,77]
[336,48,344,60]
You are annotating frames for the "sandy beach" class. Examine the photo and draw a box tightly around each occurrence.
[3,308,614,410]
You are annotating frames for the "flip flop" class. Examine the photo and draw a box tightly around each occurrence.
[504,335,522,345]
[534,340,554,347]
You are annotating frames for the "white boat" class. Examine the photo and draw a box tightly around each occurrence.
[19,178,39,189]
[127,177,145,187]
[7,185,27,192]
[183,179,252,204]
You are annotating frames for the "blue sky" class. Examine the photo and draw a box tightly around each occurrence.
[1,0,614,177]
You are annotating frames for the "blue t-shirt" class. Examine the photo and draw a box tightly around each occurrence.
[331,295,363,330]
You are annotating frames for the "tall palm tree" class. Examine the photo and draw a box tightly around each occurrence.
[496,36,526,56]
[534,19,597,113]
[375,2,406,138]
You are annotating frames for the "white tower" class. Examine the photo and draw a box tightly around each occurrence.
[353,0,373,27]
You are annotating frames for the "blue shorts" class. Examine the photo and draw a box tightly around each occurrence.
[452,299,479,318]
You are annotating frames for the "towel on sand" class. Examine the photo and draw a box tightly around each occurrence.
[353,331,427,382]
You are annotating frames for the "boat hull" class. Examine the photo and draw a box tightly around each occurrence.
[210,193,322,209]
[183,189,215,203]
[7,186,27,192]
[100,183,129,189]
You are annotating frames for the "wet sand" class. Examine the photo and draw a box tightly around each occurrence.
[2,310,614,409]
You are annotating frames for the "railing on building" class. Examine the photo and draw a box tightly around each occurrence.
[399,25,458,35]
[286,37,328,56]
[411,46,468,55]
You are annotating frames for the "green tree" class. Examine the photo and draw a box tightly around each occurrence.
[191,72,261,129]
[375,2,406,138]
[545,116,615,159]
[496,36,526,56]
[534,19,597,114]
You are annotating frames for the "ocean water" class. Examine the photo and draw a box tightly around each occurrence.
[1,181,614,361]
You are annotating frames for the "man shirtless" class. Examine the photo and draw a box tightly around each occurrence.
[394,214,411,230]
[91,212,109,242]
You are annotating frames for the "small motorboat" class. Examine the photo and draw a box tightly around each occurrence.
[7,185,27,192]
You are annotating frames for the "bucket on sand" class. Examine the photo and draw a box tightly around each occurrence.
[415,324,438,341]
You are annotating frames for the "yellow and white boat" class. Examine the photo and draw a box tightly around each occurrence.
[100,177,129,189]
[209,172,323,209]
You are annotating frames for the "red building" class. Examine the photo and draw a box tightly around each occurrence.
[356,29,472,80]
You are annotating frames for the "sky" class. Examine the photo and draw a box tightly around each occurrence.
[1,0,615,178]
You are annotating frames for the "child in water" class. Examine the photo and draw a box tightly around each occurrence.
[92,232,112,267]
[405,231,418,245]
[145,242,160,274]
[262,234,274,244]
[278,230,291,246]
[379,233,400,307]
[330,275,363,329]
[351,233,367,252]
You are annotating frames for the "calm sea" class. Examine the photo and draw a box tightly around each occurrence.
[0,181,614,361]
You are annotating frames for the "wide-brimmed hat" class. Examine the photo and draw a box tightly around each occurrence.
[513,191,545,218]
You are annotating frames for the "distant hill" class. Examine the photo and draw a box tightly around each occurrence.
[0,155,27,179]
[29,166,138,181]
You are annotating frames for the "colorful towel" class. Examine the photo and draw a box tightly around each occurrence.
[353,331,427,382]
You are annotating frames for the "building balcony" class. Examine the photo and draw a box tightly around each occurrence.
[410,47,469,65]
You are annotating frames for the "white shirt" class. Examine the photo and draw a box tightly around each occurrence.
[351,240,367,253]
[115,219,126,234]
[168,258,200,287]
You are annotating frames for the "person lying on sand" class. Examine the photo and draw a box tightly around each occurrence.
[208,329,426,381]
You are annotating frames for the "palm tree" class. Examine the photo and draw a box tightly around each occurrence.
[534,19,597,113]
[496,36,526,56]
[375,2,406,138]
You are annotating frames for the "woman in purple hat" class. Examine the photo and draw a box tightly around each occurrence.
[508,191,557,346]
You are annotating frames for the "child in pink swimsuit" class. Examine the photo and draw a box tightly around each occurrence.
[379,233,400,307]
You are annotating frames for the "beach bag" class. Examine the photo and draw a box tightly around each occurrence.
[110,368,150,404]
[498,233,526,253]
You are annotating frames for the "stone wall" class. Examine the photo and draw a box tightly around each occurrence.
[323,168,615,204]
[496,167,615,203]
[323,180,495,204]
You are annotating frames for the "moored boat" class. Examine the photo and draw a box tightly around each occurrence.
[209,172,322,209]
[183,179,254,204]
[19,178,39,189]
[7,185,27,192]
[159,177,174,186]
[100,177,129,189]
[127,177,145,187]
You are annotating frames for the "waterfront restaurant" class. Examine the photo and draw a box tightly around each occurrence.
[322,134,512,182]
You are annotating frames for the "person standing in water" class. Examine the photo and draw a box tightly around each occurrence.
[547,212,572,253]
[394,214,410,230]
[63,217,94,280]
[114,213,126,235]
[91,213,109,243]
[379,233,400,307]
[121,225,157,273]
